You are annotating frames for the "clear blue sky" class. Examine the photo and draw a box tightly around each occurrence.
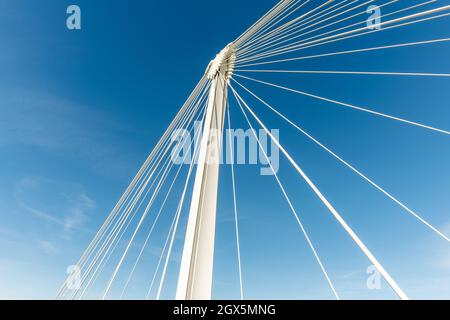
[0,0,449,300]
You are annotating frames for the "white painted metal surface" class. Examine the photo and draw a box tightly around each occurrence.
[176,45,235,300]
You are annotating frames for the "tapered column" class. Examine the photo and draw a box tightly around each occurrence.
[176,65,228,300]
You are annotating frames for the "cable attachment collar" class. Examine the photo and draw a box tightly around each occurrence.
[205,43,236,81]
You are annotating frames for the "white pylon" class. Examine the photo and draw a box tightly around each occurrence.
[176,44,235,300]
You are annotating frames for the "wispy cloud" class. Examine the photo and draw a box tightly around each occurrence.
[19,202,65,226]
[38,240,58,254]
[62,196,94,233]
[0,87,141,179]
[339,269,364,280]
[14,176,96,237]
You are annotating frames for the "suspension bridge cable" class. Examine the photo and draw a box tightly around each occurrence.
[145,199,180,300]
[229,0,312,65]
[146,107,208,300]
[238,0,363,58]
[57,77,209,299]
[238,0,333,57]
[232,78,450,244]
[118,155,188,299]
[237,37,450,68]
[263,0,435,59]
[238,0,437,62]
[67,80,211,299]
[234,0,297,49]
[101,96,211,299]
[82,150,178,298]
[244,0,305,46]
[235,74,450,135]
[238,4,449,63]
[238,0,333,53]
[229,84,409,300]
[226,102,244,300]
[79,82,209,282]
[82,138,188,299]
[231,0,304,64]
[238,0,378,60]
[119,100,210,299]
[238,12,450,64]
[238,0,394,58]
[234,0,293,47]
[235,69,450,77]
[237,5,450,64]
[229,85,340,300]
[238,0,316,52]
[155,120,204,300]
[74,77,208,276]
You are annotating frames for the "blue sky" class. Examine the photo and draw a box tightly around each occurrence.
[0,0,449,299]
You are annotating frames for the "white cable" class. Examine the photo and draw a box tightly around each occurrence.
[235,69,450,77]
[239,0,332,54]
[238,5,450,64]
[235,74,450,135]
[234,0,297,49]
[238,0,434,63]
[119,102,209,299]
[239,0,361,59]
[229,83,409,300]
[71,81,211,299]
[57,77,209,299]
[155,106,206,299]
[83,139,184,299]
[101,95,211,299]
[226,103,244,300]
[145,200,179,300]
[253,0,433,61]
[239,0,385,59]
[237,0,314,53]
[233,78,450,244]
[230,88,339,300]
[237,38,450,68]
[242,0,304,49]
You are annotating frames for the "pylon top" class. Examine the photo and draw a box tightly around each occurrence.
[205,43,236,80]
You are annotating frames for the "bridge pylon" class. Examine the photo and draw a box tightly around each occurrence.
[176,44,235,300]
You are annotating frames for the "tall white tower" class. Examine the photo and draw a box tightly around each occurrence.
[176,44,236,300]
